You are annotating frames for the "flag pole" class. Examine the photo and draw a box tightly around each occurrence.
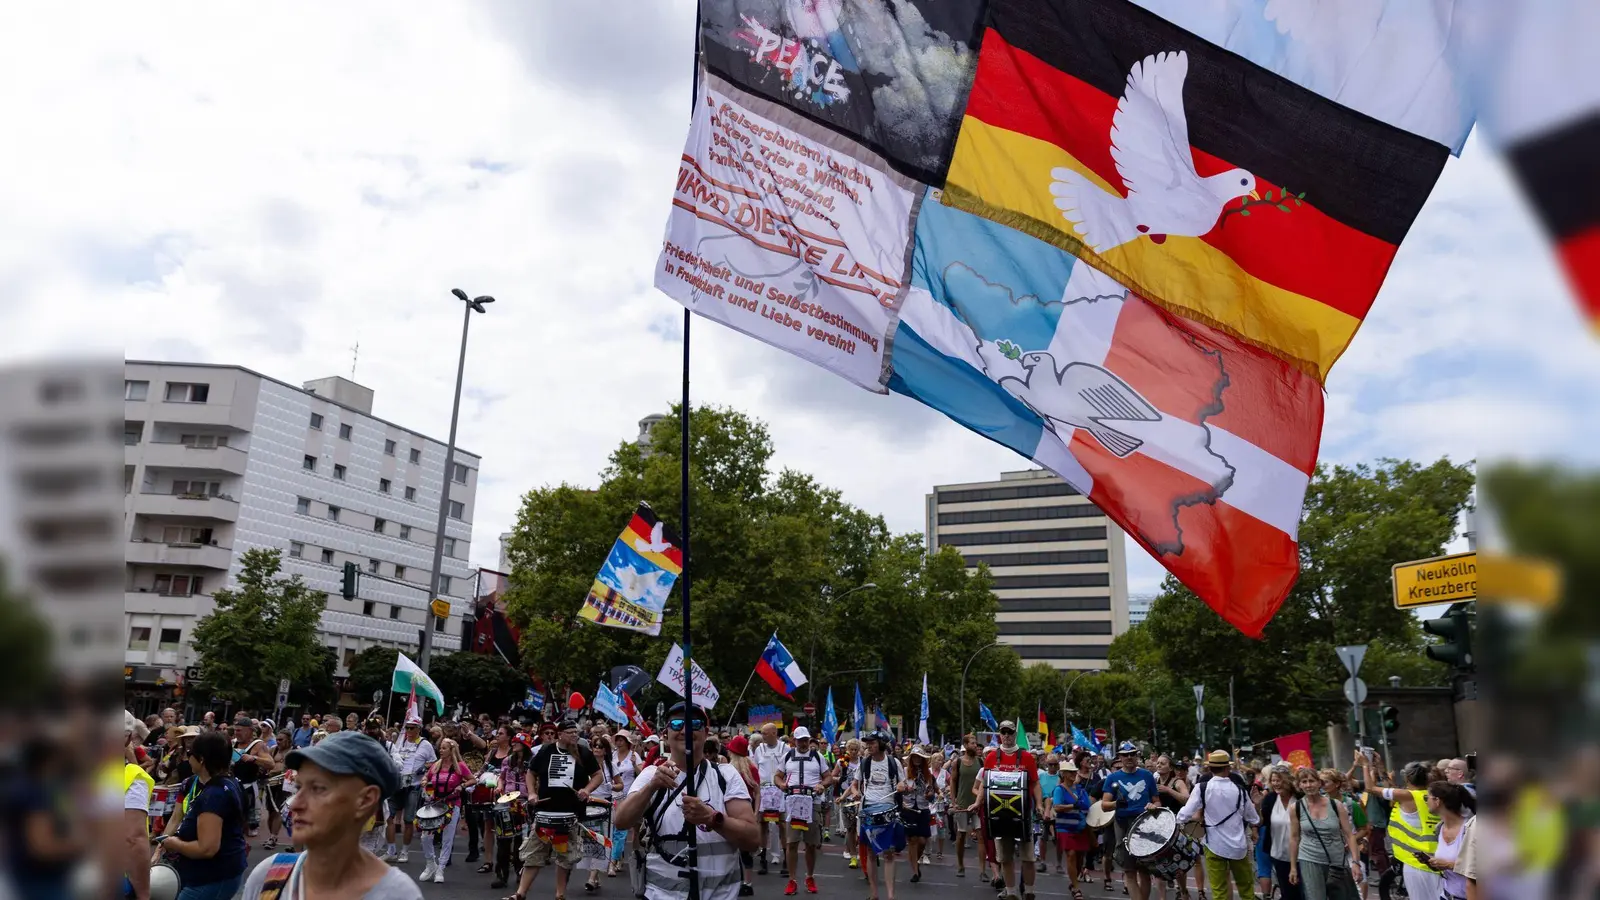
[724,666,759,731]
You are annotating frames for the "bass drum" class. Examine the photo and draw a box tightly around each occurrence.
[148,862,182,900]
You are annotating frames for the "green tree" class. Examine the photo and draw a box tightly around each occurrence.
[348,645,401,707]
[503,404,1019,736]
[429,651,528,716]
[0,560,58,704]
[1134,458,1471,741]
[190,548,328,709]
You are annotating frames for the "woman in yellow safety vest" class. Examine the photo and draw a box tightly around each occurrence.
[1380,762,1441,900]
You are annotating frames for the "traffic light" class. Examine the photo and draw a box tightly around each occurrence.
[341,561,358,599]
[1380,705,1399,734]
[1423,607,1474,669]
[1236,717,1252,744]
[1220,715,1233,739]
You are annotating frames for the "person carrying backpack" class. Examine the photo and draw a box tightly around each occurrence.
[1176,750,1261,900]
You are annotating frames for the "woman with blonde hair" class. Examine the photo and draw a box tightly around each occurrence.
[834,739,864,869]
[1260,762,1303,900]
[929,750,949,861]
[417,737,476,884]
[1288,766,1362,900]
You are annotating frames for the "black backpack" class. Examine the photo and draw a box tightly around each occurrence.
[859,754,902,806]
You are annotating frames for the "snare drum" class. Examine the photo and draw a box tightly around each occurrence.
[414,803,449,833]
[861,801,901,828]
[1124,808,1201,880]
[535,811,579,854]
[491,792,525,837]
[147,784,178,833]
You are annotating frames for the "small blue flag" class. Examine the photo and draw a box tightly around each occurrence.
[854,683,866,738]
[979,700,999,733]
[823,688,839,740]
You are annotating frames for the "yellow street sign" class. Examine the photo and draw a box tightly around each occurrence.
[1392,551,1476,609]
[430,598,451,619]
[1480,553,1562,607]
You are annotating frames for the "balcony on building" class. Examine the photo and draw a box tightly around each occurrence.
[131,437,249,477]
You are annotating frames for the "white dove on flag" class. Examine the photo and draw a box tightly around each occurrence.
[995,353,1161,458]
[633,520,672,555]
[1047,50,1257,252]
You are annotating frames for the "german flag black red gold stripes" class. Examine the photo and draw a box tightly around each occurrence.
[1504,111,1600,327]
[943,0,1452,379]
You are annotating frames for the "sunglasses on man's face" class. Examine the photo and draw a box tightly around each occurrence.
[1000,728,1016,735]
[668,717,707,732]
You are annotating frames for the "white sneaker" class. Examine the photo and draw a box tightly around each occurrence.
[433,868,445,883]
[380,851,397,863]
[397,849,410,864]
[418,862,436,882]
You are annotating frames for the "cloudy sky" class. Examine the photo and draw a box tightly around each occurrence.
[5,1,1595,598]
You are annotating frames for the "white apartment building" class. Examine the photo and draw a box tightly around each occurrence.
[1128,594,1154,627]
[122,362,480,693]
[926,468,1130,671]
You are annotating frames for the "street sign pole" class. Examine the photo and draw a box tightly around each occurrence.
[1228,676,1236,749]
[1193,684,1205,751]
[1337,646,1367,764]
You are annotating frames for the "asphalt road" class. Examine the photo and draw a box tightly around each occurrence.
[232,833,1186,900]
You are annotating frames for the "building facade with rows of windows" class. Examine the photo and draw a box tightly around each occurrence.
[925,468,1129,671]
[123,362,480,703]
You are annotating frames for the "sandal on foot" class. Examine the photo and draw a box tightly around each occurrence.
[1103,879,1114,891]
[1070,891,1084,900]
[479,863,495,874]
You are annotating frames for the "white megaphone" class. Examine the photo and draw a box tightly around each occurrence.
[149,862,182,900]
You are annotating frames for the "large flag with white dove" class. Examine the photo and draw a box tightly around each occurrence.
[579,502,682,636]
[653,0,1480,637]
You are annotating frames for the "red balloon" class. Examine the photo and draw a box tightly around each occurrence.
[568,692,585,711]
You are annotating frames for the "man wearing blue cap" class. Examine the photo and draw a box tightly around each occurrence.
[236,731,423,899]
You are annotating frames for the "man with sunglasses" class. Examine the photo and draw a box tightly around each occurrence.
[615,702,760,900]
[973,720,1043,900]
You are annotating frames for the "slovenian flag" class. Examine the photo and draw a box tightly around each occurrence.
[755,633,807,698]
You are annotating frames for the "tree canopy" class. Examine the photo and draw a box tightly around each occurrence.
[501,404,1029,736]
[190,548,331,709]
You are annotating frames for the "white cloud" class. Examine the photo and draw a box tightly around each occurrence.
[1,1,1594,598]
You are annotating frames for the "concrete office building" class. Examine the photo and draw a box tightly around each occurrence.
[1128,594,1154,627]
[926,468,1129,670]
[122,362,480,695]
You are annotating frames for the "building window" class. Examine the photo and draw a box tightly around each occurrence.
[438,574,452,595]
[163,382,210,403]
[154,574,202,596]
[373,517,386,534]
[171,480,220,497]
[379,478,391,494]
[399,524,411,540]
[123,424,142,445]
[443,537,456,558]
[434,617,446,631]
[409,448,421,464]
[937,526,1107,547]
[339,423,353,441]
[448,500,464,520]
[362,600,375,617]
[452,463,469,484]
[342,647,357,671]
[159,525,213,545]
[367,558,380,574]
[158,628,182,652]
[296,497,311,515]
[303,455,317,471]
[384,439,396,456]
[388,605,401,620]
[124,380,149,401]
[394,564,406,579]
[333,464,347,481]
[988,573,1111,590]
[289,541,304,558]
[959,549,1109,568]
[404,486,416,501]
[320,548,335,564]
[128,627,151,650]
[309,412,323,430]
[327,505,340,522]
[938,504,1102,526]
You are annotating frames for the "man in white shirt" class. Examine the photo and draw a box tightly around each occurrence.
[1176,750,1260,900]
[615,702,760,900]
[774,727,836,895]
[382,714,437,863]
[751,723,789,874]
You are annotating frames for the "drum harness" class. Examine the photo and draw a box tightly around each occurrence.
[1192,771,1249,834]
[640,760,731,872]
[859,754,903,813]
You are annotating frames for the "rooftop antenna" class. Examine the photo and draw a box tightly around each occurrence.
[350,339,360,379]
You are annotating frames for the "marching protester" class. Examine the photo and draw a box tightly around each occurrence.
[237,730,423,899]
[974,721,1046,900]
[901,747,938,883]
[1365,757,1441,900]
[383,712,438,864]
[491,731,534,890]
[1287,766,1362,900]
[1051,759,1094,900]
[1101,741,1160,900]
[1154,754,1199,900]
[1424,781,1473,899]
[848,729,907,900]
[474,725,520,877]
[774,725,834,895]
[728,734,763,896]
[1176,750,1259,900]
[503,716,603,900]
[752,723,789,876]
[417,736,476,883]
[835,738,864,870]
[1260,762,1304,900]
[582,730,623,893]
[615,701,760,900]
[151,729,250,899]
[609,730,644,878]
[230,716,273,839]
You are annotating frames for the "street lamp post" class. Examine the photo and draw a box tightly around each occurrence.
[419,288,494,673]
[809,583,877,704]
[959,641,1002,736]
[1062,668,1099,738]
